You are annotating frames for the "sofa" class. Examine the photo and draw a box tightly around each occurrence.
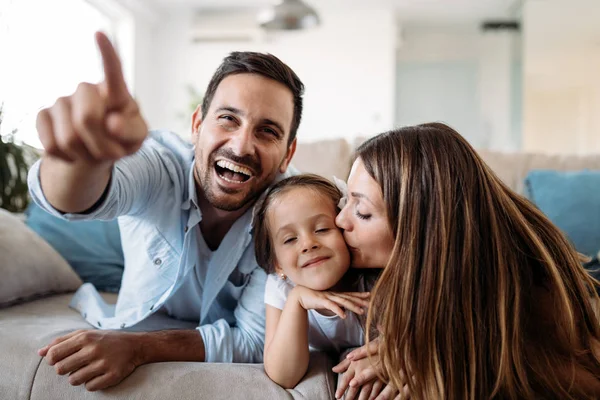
[2,137,600,400]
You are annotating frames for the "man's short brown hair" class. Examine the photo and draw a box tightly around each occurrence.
[202,51,304,145]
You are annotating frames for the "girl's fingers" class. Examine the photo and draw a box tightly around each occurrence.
[327,294,366,315]
[334,293,371,308]
[323,300,347,319]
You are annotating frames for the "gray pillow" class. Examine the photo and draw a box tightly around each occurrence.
[0,209,82,308]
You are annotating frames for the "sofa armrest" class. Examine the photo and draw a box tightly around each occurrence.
[31,352,335,400]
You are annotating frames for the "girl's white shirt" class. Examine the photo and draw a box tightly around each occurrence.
[264,274,364,353]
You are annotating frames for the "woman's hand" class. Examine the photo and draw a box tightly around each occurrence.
[333,353,399,400]
[290,286,370,319]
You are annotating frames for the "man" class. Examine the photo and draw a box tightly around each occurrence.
[28,32,303,391]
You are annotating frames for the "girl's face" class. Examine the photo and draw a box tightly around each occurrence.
[336,158,395,269]
[268,187,350,291]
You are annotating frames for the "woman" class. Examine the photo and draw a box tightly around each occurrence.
[334,123,600,399]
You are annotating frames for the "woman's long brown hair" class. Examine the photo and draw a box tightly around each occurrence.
[358,123,600,399]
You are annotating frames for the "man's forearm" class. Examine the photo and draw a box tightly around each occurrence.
[39,156,113,213]
[134,329,206,365]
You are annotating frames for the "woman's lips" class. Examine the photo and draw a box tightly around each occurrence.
[301,256,330,268]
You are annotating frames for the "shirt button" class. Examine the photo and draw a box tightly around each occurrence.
[150,304,155,311]
[97,321,102,327]
[120,323,126,328]
[184,226,189,233]
[154,258,162,266]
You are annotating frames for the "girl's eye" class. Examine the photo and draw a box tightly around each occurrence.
[355,211,372,220]
[316,228,329,233]
[283,237,296,245]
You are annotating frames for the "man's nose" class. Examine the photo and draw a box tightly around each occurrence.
[229,125,255,157]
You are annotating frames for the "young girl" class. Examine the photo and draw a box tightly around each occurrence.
[253,174,370,389]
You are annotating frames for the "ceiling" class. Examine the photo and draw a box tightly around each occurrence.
[148,0,522,23]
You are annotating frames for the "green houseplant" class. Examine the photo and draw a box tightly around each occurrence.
[0,104,35,212]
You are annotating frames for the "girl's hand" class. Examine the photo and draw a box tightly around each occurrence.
[290,286,370,319]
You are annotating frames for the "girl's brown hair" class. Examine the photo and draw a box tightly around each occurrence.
[253,174,342,274]
[358,123,600,399]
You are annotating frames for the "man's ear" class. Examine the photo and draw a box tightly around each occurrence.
[279,138,297,174]
[191,105,203,142]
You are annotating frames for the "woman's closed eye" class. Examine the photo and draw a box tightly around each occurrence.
[355,210,371,220]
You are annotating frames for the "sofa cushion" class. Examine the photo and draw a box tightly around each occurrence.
[293,138,352,180]
[0,293,335,400]
[25,202,124,293]
[525,169,600,256]
[0,209,82,308]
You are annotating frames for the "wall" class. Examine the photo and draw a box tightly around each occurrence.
[523,0,600,154]
[395,23,522,151]
[134,5,398,143]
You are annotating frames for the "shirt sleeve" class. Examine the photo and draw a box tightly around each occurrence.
[197,266,268,363]
[264,273,289,310]
[26,138,174,221]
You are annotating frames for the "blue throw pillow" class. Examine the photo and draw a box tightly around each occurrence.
[24,202,124,293]
[525,169,600,257]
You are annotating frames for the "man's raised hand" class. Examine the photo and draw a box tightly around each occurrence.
[37,32,147,163]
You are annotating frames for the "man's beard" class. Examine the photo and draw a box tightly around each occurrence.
[197,148,283,212]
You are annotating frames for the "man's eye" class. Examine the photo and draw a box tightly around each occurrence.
[219,115,236,123]
[283,237,296,244]
[261,127,279,138]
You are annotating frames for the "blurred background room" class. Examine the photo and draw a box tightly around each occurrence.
[1,0,599,153]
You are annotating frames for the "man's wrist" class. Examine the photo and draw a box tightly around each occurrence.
[129,332,150,366]
[126,330,206,365]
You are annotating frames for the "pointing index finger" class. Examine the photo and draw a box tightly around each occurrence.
[95,31,130,109]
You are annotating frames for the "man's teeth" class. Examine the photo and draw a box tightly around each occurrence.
[216,160,252,177]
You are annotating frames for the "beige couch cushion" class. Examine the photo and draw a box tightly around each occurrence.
[0,293,335,400]
[477,150,600,194]
[0,209,82,308]
[293,138,352,180]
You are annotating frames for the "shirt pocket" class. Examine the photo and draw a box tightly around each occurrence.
[146,229,181,282]
[225,269,251,300]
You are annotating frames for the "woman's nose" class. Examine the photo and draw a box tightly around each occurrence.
[335,205,351,230]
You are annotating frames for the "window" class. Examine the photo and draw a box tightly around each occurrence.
[0,0,132,148]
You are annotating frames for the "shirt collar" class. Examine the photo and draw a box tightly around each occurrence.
[181,160,200,212]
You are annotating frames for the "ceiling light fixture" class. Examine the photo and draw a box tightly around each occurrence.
[258,0,320,31]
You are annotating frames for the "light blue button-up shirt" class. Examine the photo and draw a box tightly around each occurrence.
[28,130,294,363]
